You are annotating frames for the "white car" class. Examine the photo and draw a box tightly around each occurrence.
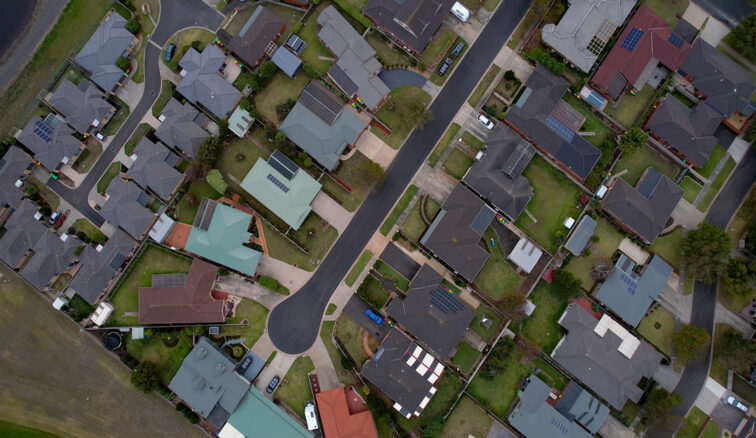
[726,395,748,412]
[95,131,107,141]
[477,114,494,130]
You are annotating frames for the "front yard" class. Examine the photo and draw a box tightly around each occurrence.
[698,157,736,212]
[371,86,432,149]
[648,227,683,268]
[374,260,410,292]
[400,195,440,241]
[442,148,474,179]
[474,227,524,299]
[97,161,122,194]
[614,144,680,187]
[220,298,269,348]
[468,65,501,107]
[356,275,390,309]
[680,176,703,203]
[512,281,568,353]
[320,321,360,386]
[335,314,372,367]
[563,94,616,147]
[103,97,130,136]
[72,141,102,174]
[263,213,338,272]
[72,218,106,244]
[365,31,413,67]
[429,123,461,167]
[321,151,381,212]
[124,123,153,155]
[275,355,315,419]
[698,145,726,178]
[637,306,675,357]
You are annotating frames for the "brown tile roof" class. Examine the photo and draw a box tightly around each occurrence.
[315,387,378,438]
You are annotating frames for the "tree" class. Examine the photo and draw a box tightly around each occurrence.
[206,169,228,194]
[674,323,711,365]
[724,257,756,296]
[257,61,278,82]
[552,270,582,297]
[726,14,756,62]
[715,328,756,375]
[126,17,141,34]
[116,56,131,72]
[239,97,254,112]
[500,292,527,322]
[198,137,221,165]
[618,127,648,155]
[360,160,385,189]
[186,160,208,182]
[480,336,515,380]
[274,131,287,147]
[528,48,565,76]
[131,361,161,392]
[641,386,682,426]
[682,222,731,284]
[422,417,445,438]
[504,70,516,81]
[217,120,229,139]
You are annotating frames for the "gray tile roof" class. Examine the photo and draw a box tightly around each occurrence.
[74,12,134,92]
[271,47,302,78]
[48,79,115,134]
[101,176,155,239]
[386,264,475,358]
[462,125,534,220]
[226,6,285,68]
[554,382,610,434]
[127,137,183,201]
[67,229,135,304]
[20,231,81,291]
[0,147,32,208]
[564,215,597,256]
[0,199,48,268]
[17,115,82,171]
[551,304,662,409]
[155,98,211,158]
[177,45,242,119]
[363,0,455,54]
[646,95,721,167]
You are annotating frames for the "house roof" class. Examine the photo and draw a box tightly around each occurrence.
[48,79,115,134]
[0,147,32,208]
[17,115,82,171]
[420,184,493,282]
[362,0,455,54]
[596,254,673,327]
[168,337,249,428]
[542,0,637,72]
[239,152,321,230]
[361,328,443,419]
[220,388,311,438]
[100,176,156,239]
[603,168,683,243]
[386,264,475,359]
[462,125,534,220]
[226,6,285,67]
[127,137,183,201]
[177,45,242,119]
[271,46,303,78]
[67,229,135,304]
[591,5,692,99]
[228,106,255,137]
[552,304,662,409]
[20,230,81,291]
[279,81,367,170]
[554,382,611,434]
[317,6,389,110]
[508,375,593,438]
[74,12,134,91]
[0,199,49,268]
[565,215,597,256]
[315,387,378,438]
[505,65,601,180]
[681,39,756,118]
[139,259,224,324]
[155,98,211,158]
[185,198,261,277]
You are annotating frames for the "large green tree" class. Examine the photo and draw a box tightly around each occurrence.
[724,257,756,296]
[674,323,711,365]
[131,361,161,392]
[618,127,648,155]
[682,222,731,284]
[726,14,756,62]
[641,386,682,426]
[715,328,756,375]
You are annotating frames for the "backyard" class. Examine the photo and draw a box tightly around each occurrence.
[395,374,462,434]
[441,396,493,438]
[345,250,372,286]
[371,86,432,149]
[275,355,315,419]
[320,321,360,386]
[298,2,333,73]
[637,306,675,357]
[442,148,474,180]
[381,185,418,235]
[451,342,480,373]
[563,216,624,289]
[474,227,524,299]
[512,281,568,353]
[428,123,461,167]
[321,151,381,212]
[648,227,683,268]
[470,304,503,343]
[254,72,310,123]
[176,181,221,224]
[335,314,372,367]
[400,195,441,241]
[614,144,680,187]
[605,85,655,127]
[216,135,270,181]
[125,332,193,385]
[563,94,616,147]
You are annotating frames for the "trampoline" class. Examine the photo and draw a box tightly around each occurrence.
[104,331,123,350]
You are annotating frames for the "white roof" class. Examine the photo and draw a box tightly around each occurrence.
[91,301,115,326]
[53,297,68,310]
[148,213,175,243]
[218,422,245,438]
[594,314,640,359]
[507,237,542,273]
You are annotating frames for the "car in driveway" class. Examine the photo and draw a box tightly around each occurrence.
[266,376,280,394]
[365,309,383,325]
[49,211,61,225]
[726,396,748,412]
[164,43,176,62]
[477,114,495,129]
[94,131,107,142]
[438,57,453,77]
[450,41,465,58]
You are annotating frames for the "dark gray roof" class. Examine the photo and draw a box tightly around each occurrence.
[596,254,673,327]
[462,125,534,220]
[386,264,475,359]
[177,45,242,119]
[101,177,155,239]
[554,382,610,434]
[74,12,134,91]
[0,199,48,268]
[48,79,114,134]
[681,39,756,118]
[646,95,721,166]
[672,19,698,44]
[363,0,455,54]
[271,47,302,78]
[420,184,492,282]
[155,98,211,158]
[0,147,32,208]
[17,115,82,171]
[603,168,683,243]
[20,231,81,291]
[505,65,601,180]
[127,137,183,201]
[564,215,597,256]
[68,229,135,304]
[552,304,663,409]
[226,6,285,68]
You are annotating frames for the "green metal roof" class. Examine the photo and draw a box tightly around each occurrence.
[185,199,261,276]
[240,157,321,230]
[228,107,254,137]
[223,388,311,438]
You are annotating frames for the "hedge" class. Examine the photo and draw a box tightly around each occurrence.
[206,169,227,194]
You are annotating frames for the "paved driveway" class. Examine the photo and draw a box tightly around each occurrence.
[214,273,287,309]
[342,295,390,340]
[378,68,427,90]
[711,394,749,432]
[380,243,421,280]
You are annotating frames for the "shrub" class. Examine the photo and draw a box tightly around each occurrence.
[206,169,227,194]
[116,56,131,72]
[239,96,254,111]
[293,22,303,34]
[418,61,427,71]
[504,70,516,80]
[257,61,278,82]
[131,361,161,392]
[275,131,287,147]
[302,64,320,79]
[126,18,140,34]
[340,354,356,370]
[528,48,565,76]
[198,136,221,165]
[258,275,279,290]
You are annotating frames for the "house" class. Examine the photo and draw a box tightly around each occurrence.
[645,95,721,167]
[595,254,673,327]
[228,106,255,138]
[386,264,475,359]
[361,328,443,419]
[590,5,692,101]
[462,125,534,221]
[17,115,83,172]
[0,199,51,270]
[19,231,81,291]
[564,215,597,256]
[551,304,662,409]
[100,177,157,240]
[279,81,368,171]
[554,382,611,434]
[271,46,303,78]
[316,6,390,110]
[185,198,261,277]
[602,168,683,243]
[67,229,136,305]
[363,0,455,55]
[169,337,249,429]
[239,150,321,230]
[541,0,637,73]
[223,6,286,68]
[420,184,495,282]
[219,388,311,438]
[74,12,136,92]
[507,237,542,274]
[139,259,225,324]
[505,65,601,181]
[0,147,32,210]
[155,98,211,158]
[176,45,242,119]
[47,79,116,134]
[315,386,378,438]
[127,137,183,201]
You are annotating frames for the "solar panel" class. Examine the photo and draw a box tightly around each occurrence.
[33,127,52,144]
[266,174,290,193]
[269,150,299,180]
[500,141,534,178]
[35,120,52,135]
[152,273,187,288]
[551,100,585,131]
[668,33,683,49]
[268,157,294,180]
[430,287,464,314]
[545,115,575,143]
[621,273,638,296]
[195,199,217,231]
[621,28,644,51]
[470,206,495,235]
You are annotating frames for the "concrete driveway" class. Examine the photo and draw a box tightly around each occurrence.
[214,273,287,309]
[311,191,353,235]
[256,255,312,292]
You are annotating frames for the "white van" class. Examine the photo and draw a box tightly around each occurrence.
[305,402,319,431]
[451,2,470,22]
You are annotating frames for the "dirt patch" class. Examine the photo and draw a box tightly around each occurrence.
[360,329,379,358]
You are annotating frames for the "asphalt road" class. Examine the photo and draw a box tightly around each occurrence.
[151,0,225,46]
[267,0,531,354]
[693,0,755,27]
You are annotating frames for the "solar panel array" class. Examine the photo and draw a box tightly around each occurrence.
[267,173,290,193]
[620,273,638,296]
[34,120,53,144]
[430,286,464,314]
[668,33,683,49]
[621,28,645,51]
[586,92,607,109]
[194,198,217,231]
[551,100,585,131]
[500,141,534,178]
[269,150,299,181]
[152,273,187,288]
[551,417,569,435]
[299,82,343,125]
[545,115,575,143]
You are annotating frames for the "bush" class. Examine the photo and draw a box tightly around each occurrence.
[239,96,254,111]
[480,336,515,379]
[116,56,131,72]
[504,70,516,80]
[528,48,565,76]
[552,269,582,297]
[176,404,199,424]
[258,275,279,290]
[131,361,161,392]
[418,61,427,71]
[302,64,321,79]
[198,136,221,165]
[275,131,287,147]
[126,17,140,34]
[340,354,356,370]
[293,21,303,35]
[257,61,278,82]
[206,169,227,194]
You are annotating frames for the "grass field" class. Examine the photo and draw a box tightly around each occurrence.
[512,281,567,353]
[319,322,359,386]
[372,86,432,149]
[563,217,624,289]
[468,346,530,418]
[216,135,270,181]
[176,181,221,223]
[441,396,492,438]
[221,298,269,348]
[606,85,655,127]
[97,161,122,194]
[471,305,502,343]
[442,148,474,179]
[255,72,310,124]
[276,355,315,418]
[451,342,480,373]
[0,262,204,438]
[475,227,524,299]
[299,3,333,74]
[400,195,440,241]
[321,151,380,212]
[468,65,501,107]
[614,145,679,187]
[345,250,373,286]
[648,227,683,268]
[637,306,675,356]
[680,176,703,203]
[0,421,60,438]
[428,123,461,167]
[698,145,726,178]
[381,185,418,235]
[698,157,736,212]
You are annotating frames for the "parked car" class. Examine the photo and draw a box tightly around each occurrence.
[54,213,67,228]
[477,114,495,129]
[438,58,453,77]
[726,396,748,412]
[365,309,383,325]
[266,376,280,394]
[237,355,253,373]
[49,211,61,225]
[450,41,465,58]
[94,131,107,141]
[164,43,176,62]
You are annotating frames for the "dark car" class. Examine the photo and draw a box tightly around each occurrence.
[450,41,465,58]
[237,355,253,373]
[266,376,280,394]
[164,43,176,62]
[438,58,453,76]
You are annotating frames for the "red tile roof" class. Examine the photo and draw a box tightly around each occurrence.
[315,387,378,438]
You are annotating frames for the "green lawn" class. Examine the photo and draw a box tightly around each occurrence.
[380,184,418,235]
[71,141,102,174]
[710,323,731,386]
[108,243,193,326]
[262,220,331,272]
[335,314,370,367]
[474,227,524,299]
[442,148,474,179]
[605,85,655,127]
[72,218,106,243]
[217,136,270,181]
[176,181,221,223]
[151,80,174,117]
[468,346,530,418]
[563,94,616,147]
[356,275,390,309]
[103,97,130,136]
[676,407,708,438]
[68,294,95,320]
[462,131,485,151]
[468,65,501,107]
[441,396,492,438]
[482,0,501,11]
[563,217,624,289]
[725,185,755,250]
[422,30,456,65]
[276,355,315,418]
[620,400,642,425]
[701,422,718,438]
[366,31,412,67]
[371,86,432,149]
[124,123,153,155]
[471,304,502,343]
[132,8,157,83]
[512,281,568,353]
[374,260,410,292]
[221,298,269,347]
[644,0,688,26]
[671,89,695,108]
[291,212,338,256]
[514,156,583,252]
[255,72,310,124]
[451,342,480,373]
[29,178,60,210]
[400,195,440,241]
[428,123,461,167]
[298,3,333,74]
[648,227,683,268]
[97,161,122,194]
[614,144,680,187]
[0,421,60,438]
[637,306,675,356]
[698,145,726,178]
[680,176,703,203]
[125,332,193,385]
[319,321,360,386]
[698,157,736,212]
[321,151,381,212]
[345,250,373,286]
